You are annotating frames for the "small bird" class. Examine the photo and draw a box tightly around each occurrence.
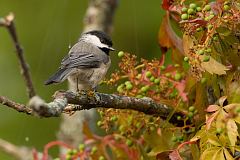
[44,30,115,91]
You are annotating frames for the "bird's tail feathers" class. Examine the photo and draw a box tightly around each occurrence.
[44,68,72,85]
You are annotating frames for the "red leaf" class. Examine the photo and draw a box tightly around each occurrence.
[206,111,219,130]
[158,13,184,55]
[162,0,173,10]
[169,150,183,160]
[156,151,171,160]
[175,80,188,102]
[206,105,220,112]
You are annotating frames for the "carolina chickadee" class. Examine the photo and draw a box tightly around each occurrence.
[44,30,115,91]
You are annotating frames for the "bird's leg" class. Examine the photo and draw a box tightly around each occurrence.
[76,77,79,92]
[93,86,98,92]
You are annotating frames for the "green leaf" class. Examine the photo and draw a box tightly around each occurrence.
[216,27,232,36]
[190,125,206,142]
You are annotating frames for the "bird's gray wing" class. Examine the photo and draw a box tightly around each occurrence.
[61,52,102,69]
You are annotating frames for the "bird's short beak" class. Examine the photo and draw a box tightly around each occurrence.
[108,47,115,51]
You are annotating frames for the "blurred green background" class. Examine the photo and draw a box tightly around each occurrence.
[0,0,164,159]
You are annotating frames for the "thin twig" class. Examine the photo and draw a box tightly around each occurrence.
[0,138,35,160]
[0,96,31,114]
[0,13,36,98]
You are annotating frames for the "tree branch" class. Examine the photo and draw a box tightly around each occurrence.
[0,90,183,122]
[0,13,36,98]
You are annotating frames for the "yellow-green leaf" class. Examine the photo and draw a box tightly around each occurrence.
[200,57,229,75]
[200,147,220,160]
[208,135,221,146]
[227,119,239,153]
[212,148,225,160]
[223,148,234,160]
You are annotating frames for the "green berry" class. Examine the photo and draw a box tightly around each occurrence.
[209,11,214,15]
[174,64,180,67]
[126,84,133,90]
[118,51,124,58]
[188,112,194,118]
[172,136,177,142]
[174,73,182,81]
[67,149,74,155]
[206,48,212,53]
[224,5,230,11]
[203,56,210,62]
[97,121,103,127]
[72,149,77,154]
[119,125,125,132]
[111,115,118,122]
[136,122,141,128]
[181,13,189,20]
[125,81,131,85]
[165,73,171,77]
[150,126,155,131]
[145,71,152,78]
[99,156,105,160]
[91,146,98,154]
[196,27,203,32]
[196,7,202,12]
[178,136,184,142]
[136,74,142,79]
[204,4,211,11]
[66,154,72,160]
[136,95,143,98]
[189,3,197,9]
[213,36,218,41]
[187,8,195,15]
[194,109,198,115]
[117,85,124,93]
[198,49,204,55]
[79,144,85,151]
[126,139,133,147]
[201,77,207,84]
[181,7,188,13]
[99,111,104,116]
[208,24,213,30]
[141,86,149,92]
[160,65,166,70]
[150,76,155,82]
[216,128,223,134]
[189,106,195,112]
[184,56,189,62]
[204,16,210,21]
[177,116,181,120]
[154,78,160,84]
[209,14,215,20]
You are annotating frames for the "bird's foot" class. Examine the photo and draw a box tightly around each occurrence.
[63,104,78,115]
[87,89,96,97]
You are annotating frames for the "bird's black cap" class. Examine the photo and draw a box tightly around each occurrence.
[85,30,113,47]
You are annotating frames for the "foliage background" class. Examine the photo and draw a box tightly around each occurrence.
[0,0,165,159]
